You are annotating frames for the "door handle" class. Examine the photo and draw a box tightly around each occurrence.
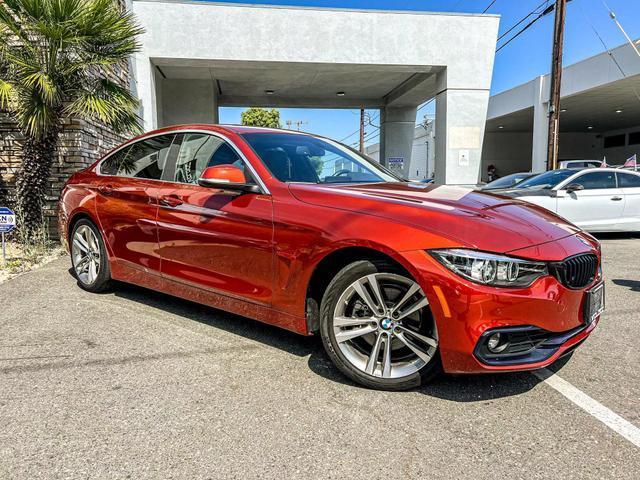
[611,196,623,201]
[97,184,113,195]
[159,195,183,208]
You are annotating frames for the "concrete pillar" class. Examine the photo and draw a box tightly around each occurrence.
[379,106,417,178]
[531,75,549,173]
[435,87,490,185]
[134,57,158,131]
[159,79,219,127]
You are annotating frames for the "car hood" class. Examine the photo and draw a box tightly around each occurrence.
[288,182,580,253]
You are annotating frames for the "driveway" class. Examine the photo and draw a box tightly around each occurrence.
[1,235,639,479]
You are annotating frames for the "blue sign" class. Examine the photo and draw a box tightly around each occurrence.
[0,207,16,233]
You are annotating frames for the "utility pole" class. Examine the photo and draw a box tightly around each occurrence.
[359,108,365,153]
[546,0,568,171]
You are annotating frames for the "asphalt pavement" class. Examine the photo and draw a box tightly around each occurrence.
[1,234,639,479]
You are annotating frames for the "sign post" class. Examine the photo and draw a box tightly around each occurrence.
[387,157,405,176]
[0,207,16,264]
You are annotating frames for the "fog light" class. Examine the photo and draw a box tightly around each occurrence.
[487,332,509,353]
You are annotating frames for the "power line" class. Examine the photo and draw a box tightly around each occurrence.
[578,2,640,104]
[600,0,640,58]
[482,0,499,14]
[341,1,557,144]
[339,111,380,142]
[497,0,550,41]
[496,1,556,53]
[578,3,627,76]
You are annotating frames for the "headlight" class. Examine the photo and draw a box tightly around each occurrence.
[429,249,548,287]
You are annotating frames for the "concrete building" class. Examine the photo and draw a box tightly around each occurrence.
[482,41,640,180]
[130,0,499,185]
[366,120,435,181]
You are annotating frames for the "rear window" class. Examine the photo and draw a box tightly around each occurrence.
[100,135,175,180]
[618,172,640,188]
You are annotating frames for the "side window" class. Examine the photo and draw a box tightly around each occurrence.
[618,173,640,188]
[571,171,616,190]
[100,135,174,179]
[173,133,253,184]
[120,135,175,180]
[100,146,131,175]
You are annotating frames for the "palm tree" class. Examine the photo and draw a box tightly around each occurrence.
[0,0,143,240]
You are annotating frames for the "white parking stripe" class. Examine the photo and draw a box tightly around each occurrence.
[534,368,640,448]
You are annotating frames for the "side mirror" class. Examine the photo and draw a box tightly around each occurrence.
[197,165,261,194]
[565,183,585,193]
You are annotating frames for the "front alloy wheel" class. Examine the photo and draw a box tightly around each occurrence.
[320,260,440,390]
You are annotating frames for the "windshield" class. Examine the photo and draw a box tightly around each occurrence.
[241,132,400,184]
[484,173,531,189]
[514,170,575,190]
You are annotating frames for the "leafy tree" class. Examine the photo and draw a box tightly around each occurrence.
[0,0,143,240]
[309,156,323,176]
[241,107,281,128]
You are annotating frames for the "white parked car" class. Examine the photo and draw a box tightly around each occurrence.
[497,168,640,232]
[558,160,604,169]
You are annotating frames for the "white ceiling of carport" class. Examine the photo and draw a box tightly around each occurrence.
[154,60,440,108]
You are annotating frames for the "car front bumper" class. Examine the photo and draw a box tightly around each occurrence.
[398,249,601,374]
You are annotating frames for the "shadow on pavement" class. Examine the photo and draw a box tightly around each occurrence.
[100,278,554,402]
[612,278,640,292]
[592,232,640,240]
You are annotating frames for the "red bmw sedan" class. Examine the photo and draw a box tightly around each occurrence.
[59,125,604,390]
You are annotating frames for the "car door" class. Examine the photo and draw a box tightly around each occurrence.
[95,134,177,274]
[156,132,275,306]
[617,172,640,231]
[555,170,624,231]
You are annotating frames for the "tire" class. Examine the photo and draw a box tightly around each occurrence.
[320,260,441,391]
[70,219,112,293]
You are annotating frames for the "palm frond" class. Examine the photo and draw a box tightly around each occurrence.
[15,88,58,137]
[65,78,141,134]
[22,71,58,103]
[0,0,37,55]
[0,0,144,138]
[0,79,16,109]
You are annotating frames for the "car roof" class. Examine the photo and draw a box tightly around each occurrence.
[575,167,640,174]
[560,160,603,165]
[136,124,315,141]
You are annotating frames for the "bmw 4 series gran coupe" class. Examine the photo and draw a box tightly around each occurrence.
[59,125,604,390]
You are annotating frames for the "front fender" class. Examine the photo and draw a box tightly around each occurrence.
[270,199,463,322]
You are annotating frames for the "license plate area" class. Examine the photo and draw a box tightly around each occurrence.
[584,282,605,325]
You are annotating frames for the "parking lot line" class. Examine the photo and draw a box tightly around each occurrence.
[534,368,640,448]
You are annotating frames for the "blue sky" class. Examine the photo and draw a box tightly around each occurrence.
[214,0,640,147]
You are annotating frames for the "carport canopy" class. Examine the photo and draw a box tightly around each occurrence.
[483,42,640,174]
[132,0,499,184]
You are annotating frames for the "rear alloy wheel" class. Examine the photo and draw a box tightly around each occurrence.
[320,260,440,390]
[70,219,111,292]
